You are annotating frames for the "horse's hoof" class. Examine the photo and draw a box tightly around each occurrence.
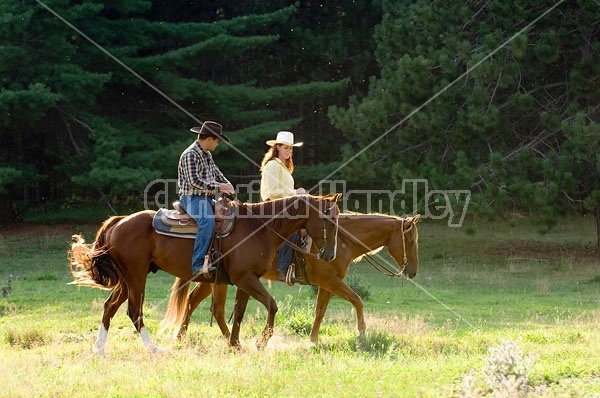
[229,343,244,353]
[92,344,104,356]
[256,338,270,351]
[147,345,164,355]
[356,334,367,343]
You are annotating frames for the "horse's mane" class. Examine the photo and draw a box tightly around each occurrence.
[236,196,311,230]
[353,246,385,263]
[336,212,406,263]
[340,211,404,220]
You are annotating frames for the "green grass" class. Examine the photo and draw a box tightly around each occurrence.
[0,216,599,397]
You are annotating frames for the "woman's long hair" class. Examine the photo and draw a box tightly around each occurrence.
[260,144,294,173]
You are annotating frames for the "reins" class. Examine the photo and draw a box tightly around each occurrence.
[226,194,336,259]
[363,219,413,278]
[262,221,323,258]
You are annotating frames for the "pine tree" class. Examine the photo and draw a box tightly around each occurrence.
[329,0,600,246]
[1,1,357,213]
[0,0,113,213]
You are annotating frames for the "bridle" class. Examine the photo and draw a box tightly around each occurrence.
[315,201,339,259]
[363,218,415,278]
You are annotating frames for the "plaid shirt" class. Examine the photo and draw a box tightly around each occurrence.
[178,140,230,196]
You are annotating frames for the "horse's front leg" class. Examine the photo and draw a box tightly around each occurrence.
[95,283,128,355]
[315,278,365,341]
[229,287,250,349]
[259,293,278,350]
[235,275,278,350]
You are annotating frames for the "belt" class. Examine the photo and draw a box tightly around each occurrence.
[179,191,215,198]
[181,192,215,198]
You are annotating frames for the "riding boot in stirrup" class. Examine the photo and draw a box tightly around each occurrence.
[199,254,216,275]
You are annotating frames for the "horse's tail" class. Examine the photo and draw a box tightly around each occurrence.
[160,277,191,338]
[68,216,125,290]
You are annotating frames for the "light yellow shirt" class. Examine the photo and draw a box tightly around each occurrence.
[260,158,296,201]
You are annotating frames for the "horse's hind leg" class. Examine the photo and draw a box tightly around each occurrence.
[125,279,160,353]
[210,284,231,340]
[177,283,230,340]
[95,283,128,355]
[177,282,213,339]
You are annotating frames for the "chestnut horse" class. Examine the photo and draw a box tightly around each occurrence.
[68,194,340,354]
[161,212,420,343]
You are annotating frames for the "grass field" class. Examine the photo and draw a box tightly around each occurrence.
[0,215,599,397]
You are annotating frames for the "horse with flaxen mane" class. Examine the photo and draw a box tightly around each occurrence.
[161,212,420,343]
[68,194,341,354]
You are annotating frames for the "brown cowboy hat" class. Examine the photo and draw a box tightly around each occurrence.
[190,121,230,142]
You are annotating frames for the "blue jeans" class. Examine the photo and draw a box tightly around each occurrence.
[179,195,215,273]
[277,231,298,272]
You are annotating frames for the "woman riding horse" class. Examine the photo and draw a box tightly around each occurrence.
[161,212,420,343]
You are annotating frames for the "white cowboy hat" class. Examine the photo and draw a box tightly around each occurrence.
[266,131,303,147]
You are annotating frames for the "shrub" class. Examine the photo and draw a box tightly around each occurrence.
[279,296,313,336]
[345,272,371,301]
[354,330,397,358]
[4,328,49,349]
[457,339,538,397]
[1,275,12,298]
[482,340,537,396]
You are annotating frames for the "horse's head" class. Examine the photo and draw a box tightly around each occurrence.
[305,193,342,262]
[389,214,420,278]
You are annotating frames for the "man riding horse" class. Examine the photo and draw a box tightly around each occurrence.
[177,121,235,275]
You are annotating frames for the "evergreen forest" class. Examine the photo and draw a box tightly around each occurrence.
[0,0,598,245]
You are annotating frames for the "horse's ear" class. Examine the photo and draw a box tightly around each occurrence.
[325,193,342,202]
[409,214,421,225]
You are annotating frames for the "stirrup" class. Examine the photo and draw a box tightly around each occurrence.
[299,235,312,252]
[285,264,296,286]
[199,255,216,275]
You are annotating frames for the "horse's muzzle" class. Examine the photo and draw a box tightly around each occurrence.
[318,248,336,262]
[403,266,417,279]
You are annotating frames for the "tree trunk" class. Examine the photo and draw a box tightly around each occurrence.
[0,193,16,225]
[595,205,600,250]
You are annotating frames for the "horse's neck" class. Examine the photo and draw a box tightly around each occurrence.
[268,217,305,239]
[250,197,308,240]
[340,215,396,256]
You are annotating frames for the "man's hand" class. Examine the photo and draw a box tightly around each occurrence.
[219,183,235,195]
[296,188,306,194]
